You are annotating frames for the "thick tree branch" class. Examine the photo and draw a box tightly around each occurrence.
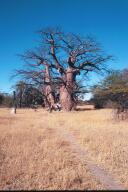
[47,33,65,74]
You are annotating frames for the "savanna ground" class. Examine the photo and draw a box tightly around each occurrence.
[0,105,128,190]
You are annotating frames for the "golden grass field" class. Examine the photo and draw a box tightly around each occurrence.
[0,106,128,190]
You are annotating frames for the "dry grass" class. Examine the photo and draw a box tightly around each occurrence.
[0,106,128,189]
[0,107,103,190]
[47,107,128,188]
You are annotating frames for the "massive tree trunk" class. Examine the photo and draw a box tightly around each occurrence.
[60,67,76,111]
[44,84,55,107]
[44,65,55,111]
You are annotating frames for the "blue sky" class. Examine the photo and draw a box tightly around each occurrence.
[0,0,128,94]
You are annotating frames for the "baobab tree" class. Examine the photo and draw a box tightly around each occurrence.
[15,27,112,111]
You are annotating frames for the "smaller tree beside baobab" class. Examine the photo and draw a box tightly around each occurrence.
[91,69,128,119]
[15,27,112,111]
[12,81,44,108]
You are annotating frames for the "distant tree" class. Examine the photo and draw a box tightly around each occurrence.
[23,85,44,107]
[13,81,44,108]
[0,92,13,107]
[15,81,26,108]
[91,69,128,119]
[0,94,4,105]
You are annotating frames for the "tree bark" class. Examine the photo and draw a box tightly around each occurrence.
[44,65,55,111]
[60,67,76,111]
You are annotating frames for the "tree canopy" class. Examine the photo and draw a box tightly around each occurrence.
[91,69,128,109]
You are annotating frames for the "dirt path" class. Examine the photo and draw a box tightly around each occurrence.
[55,124,125,190]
